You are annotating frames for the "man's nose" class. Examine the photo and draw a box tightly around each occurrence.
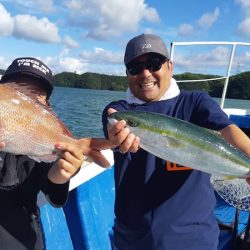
[139,67,152,77]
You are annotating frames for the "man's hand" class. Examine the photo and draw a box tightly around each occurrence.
[48,141,84,184]
[246,177,250,185]
[107,108,140,153]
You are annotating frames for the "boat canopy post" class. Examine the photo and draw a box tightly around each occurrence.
[221,44,236,109]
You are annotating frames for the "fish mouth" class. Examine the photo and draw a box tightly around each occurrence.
[108,117,118,126]
[140,81,157,90]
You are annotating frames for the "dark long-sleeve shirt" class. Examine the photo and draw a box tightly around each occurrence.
[0,153,69,250]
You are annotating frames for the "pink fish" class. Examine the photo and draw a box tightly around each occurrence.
[0,83,111,167]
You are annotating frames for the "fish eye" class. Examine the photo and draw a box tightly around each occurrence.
[127,119,138,127]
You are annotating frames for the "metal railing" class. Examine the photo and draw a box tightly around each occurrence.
[169,41,250,108]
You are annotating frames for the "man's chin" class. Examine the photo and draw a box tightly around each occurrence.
[139,95,159,102]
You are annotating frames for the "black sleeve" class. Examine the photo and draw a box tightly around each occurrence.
[35,162,69,208]
[0,154,69,210]
[44,177,69,208]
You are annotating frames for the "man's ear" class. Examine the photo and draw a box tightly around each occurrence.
[167,60,173,73]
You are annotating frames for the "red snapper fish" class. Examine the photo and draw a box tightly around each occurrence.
[0,83,110,166]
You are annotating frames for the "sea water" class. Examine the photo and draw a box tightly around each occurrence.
[51,87,125,138]
[51,87,250,138]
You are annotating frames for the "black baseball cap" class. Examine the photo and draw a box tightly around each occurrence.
[124,33,169,65]
[1,57,54,96]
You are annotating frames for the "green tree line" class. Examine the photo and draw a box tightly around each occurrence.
[53,71,250,99]
[54,72,128,91]
[1,69,250,99]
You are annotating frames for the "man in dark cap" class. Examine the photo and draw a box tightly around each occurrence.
[0,57,111,250]
[102,34,250,250]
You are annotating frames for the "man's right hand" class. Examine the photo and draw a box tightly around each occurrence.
[107,108,140,153]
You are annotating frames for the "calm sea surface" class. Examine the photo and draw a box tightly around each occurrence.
[51,87,250,138]
[51,87,125,138]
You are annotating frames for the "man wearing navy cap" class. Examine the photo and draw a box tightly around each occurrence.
[0,57,111,250]
[102,34,250,250]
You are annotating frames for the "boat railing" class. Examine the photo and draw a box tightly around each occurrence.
[170,41,250,109]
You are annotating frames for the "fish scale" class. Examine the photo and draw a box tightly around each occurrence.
[0,84,75,162]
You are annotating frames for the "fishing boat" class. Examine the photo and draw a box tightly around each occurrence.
[39,42,250,250]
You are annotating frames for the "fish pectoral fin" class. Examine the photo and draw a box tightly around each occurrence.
[80,157,93,169]
[28,154,58,163]
[222,176,236,180]
[163,135,183,148]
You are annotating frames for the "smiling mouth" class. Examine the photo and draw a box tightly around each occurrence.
[140,81,156,90]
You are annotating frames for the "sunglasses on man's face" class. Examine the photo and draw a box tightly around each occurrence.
[126,57,167,76]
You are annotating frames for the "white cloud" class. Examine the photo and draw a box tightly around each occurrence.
[0,4,14,36]
[36,0,55,12]
[207,46,230,63]
[174,8,220,39]
[58,57,87,74]
[40,55,87,74]
[81,47,123,64]
[0,56,12,72]
[173,46,230,72]
[235,0,250,14]
[141,4,159,23]
[63,35,80,48]
[178,24,194,37]
[42,49,125,74]
[198,7,220,29]
[11,0,55,12]
[235,0,250,37]
[59,47,70,57]
[13,15,61,43]
[87,63,126,76]
[173,43,250,75]
[244,51,250,61]
[64,0,159,39]
[237,17,250,36]
[64,0,83,10]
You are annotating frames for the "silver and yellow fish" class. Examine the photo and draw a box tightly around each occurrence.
[109,111,250,178]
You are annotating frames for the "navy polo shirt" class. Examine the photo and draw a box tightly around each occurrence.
[102,90,233,250]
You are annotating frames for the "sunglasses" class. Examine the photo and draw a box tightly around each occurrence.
[126,57,167,75]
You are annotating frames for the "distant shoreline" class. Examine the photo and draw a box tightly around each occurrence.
[1,69,250,100]
[52,71,250,100]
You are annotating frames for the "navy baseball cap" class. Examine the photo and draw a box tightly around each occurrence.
[124,33,169,65]
[1,57,54,96]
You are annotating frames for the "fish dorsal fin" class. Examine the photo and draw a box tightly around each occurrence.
[4,82,73,138]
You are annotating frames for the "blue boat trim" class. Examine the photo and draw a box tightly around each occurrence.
[229,115,250,129]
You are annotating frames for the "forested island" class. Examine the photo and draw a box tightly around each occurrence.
[1,69,250,99]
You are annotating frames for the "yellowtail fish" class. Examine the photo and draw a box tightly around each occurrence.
[0,83,110,166]
[108,111,250,178]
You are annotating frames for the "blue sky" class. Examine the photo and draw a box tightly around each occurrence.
[1,0,250,76]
